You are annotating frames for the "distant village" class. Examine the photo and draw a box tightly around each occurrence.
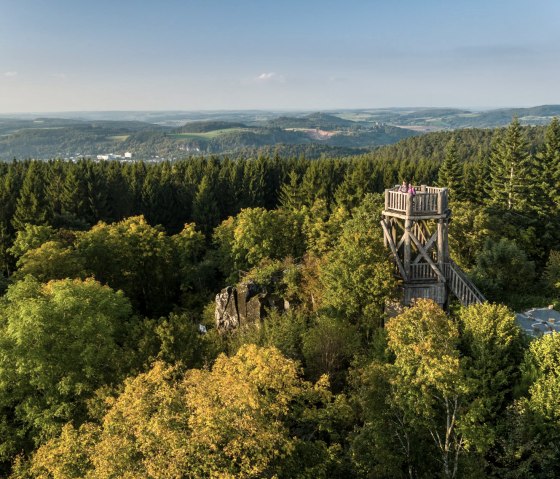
[96,151,133,161]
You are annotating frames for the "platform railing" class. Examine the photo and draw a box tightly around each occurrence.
[385,186,448,216]
[409,263,439,281]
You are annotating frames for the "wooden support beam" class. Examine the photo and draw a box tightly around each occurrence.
[437,218,445,269]
[396,230,406,251]
[404,219,412,277]
[381,220,408,280]
[409,230,445,282]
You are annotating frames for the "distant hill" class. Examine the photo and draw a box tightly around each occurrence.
[175,120,248,133]
[361,105,560,129]
[1,106,559,160]
[267,112,357,130]
[0,118,165,159]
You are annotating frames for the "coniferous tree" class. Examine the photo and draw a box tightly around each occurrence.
[538,117,560,210]
[438,137,465,201]
[43,160,65,219]
[278,170,304,211]
[242,158,266,208]
[84,162,110,223]
[12,162,50,230]
[487,118,531,211]
[192,175,220,238]
[58,167,88,228]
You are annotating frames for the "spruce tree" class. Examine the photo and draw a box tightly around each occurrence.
[192,175,220,238]
[487,118,531,211]
[438,137,464,201]
[279,170,304,211]
[539,117,560,210]
[59,167,87,227]
[12,161,49,230]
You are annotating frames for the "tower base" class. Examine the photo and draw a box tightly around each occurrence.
[403,282,447,307]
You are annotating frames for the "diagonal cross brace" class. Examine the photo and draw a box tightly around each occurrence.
[412,230,438,264]
[381,220,408,280]
[408,230,445,282]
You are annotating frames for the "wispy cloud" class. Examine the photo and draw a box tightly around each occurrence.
[255,72,286,83]
[4,71,18,77]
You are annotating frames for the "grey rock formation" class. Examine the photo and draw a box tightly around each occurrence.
[215,281,286,332]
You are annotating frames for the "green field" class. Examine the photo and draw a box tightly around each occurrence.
[169,128,250,140]
[108,135,130,141]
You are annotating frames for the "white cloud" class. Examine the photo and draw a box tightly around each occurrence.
[4,71,18,77]
[255,72,286,83]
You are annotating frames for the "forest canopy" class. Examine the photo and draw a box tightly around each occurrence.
[1,119,560,478]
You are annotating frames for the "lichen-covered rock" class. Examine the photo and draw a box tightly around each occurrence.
[215,281,285,332]
[215,286,239,331]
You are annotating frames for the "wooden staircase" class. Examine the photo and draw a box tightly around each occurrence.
[444,260,485,306]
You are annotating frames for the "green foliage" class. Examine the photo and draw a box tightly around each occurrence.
[279,170,304,211]
[228,308,309,363]
[12,162,49,230]
[487,118,532,212]
[8,224,56,259]
[302,315,361,390]
[0,123,559,477]
[458,303,525,453]
[503,333,560,478]
[171,222,207,295]
[214,207,305,281]
[13,241,86,282]
[448,201,491,269]
[349,360,434,478]
[438,137,465,201]
[386,299,468,479]
[23,346,347,479]
[303,200,350,256]
[542,250,560,294]
[75,215,176,316]
[537,117,560,211]
[320,195,397,339]
[0,277,133,463]
[473,238,535,301]
[136,312,206,368]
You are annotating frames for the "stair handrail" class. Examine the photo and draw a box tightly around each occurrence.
[445,260,486,305]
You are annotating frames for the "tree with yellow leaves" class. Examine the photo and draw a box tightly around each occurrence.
[22,345,347,479]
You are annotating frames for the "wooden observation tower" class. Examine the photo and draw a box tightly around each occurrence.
[381,185,485,307]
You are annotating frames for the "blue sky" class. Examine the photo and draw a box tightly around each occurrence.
[1,0,559,112]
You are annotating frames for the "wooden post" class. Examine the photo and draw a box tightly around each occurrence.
[404,219,412,278]
[384,190,389,212]
[437,218,445,275]
[443,218,449,263]
[406,193,413,216]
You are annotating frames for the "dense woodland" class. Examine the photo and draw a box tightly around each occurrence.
[1,118,560,478]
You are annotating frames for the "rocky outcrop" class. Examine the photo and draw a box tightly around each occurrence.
[215,281,286,332]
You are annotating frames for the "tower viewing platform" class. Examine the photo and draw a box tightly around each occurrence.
[381,185,485,307]
[384,185,449,219]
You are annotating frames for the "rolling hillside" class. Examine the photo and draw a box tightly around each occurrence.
[1,105,559,160]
